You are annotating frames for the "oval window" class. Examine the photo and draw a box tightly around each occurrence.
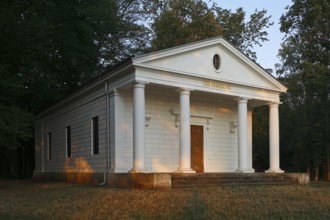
[213,54,221,71]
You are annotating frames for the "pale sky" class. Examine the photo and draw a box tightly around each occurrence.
[213,0,292,71]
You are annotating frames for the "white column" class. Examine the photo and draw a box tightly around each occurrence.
[177,89,194,173]
[247,109,255,172]
[131,82,146,172]
[237,98,253,173]
[110,89,126,173]
[266,102,284,173]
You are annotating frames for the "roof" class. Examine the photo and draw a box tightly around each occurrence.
[36,37,287,118]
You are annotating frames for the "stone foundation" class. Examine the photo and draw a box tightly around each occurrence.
[34,172,309,188]
[107,173,171,189]
[283,173,310,185]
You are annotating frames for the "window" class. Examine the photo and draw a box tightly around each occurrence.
[213,54,221,71]
[47,133,52,160]
[66,126,71,158]
[91,116,99,155]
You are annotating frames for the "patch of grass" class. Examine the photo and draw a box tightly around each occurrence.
[179,190,208,220]
[0,179,329,219]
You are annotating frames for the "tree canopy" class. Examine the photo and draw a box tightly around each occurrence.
[0,0,148,177]
[148,0,273,60]
[277,0,330,179]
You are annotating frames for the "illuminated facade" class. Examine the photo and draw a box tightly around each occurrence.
[35,37,287,184]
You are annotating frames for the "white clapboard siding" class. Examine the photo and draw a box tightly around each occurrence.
[121,85,238,172]
[37,86,108,173]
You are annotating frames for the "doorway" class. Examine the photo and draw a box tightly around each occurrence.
[191,125,204,172]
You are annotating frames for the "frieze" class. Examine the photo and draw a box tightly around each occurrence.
[202,80,231,90]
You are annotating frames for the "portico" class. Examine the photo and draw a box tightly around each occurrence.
[126,80,284,174]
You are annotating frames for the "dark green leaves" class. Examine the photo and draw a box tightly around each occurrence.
[277,0,330,179]
[149,0,273,61]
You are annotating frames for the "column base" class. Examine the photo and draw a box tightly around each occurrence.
[176,168,196,173]
[129,169,147,173]
[109,168,130,173]
[265,169,284,173]
[236,168,255,173]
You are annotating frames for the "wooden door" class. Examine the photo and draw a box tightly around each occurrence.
[191,125,204,172]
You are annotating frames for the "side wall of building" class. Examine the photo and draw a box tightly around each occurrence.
[35,85,109,176]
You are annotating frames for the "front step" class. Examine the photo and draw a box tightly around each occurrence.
[171,173,298,188]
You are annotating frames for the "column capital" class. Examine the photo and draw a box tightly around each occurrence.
[178,88,193,95]
[268,101,282,107]
[235,97,249,103]
[109,89,118,97]
[133,81,147,89]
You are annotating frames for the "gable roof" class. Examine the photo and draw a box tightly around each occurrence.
[37,37,287,118]
[133,37,287,92]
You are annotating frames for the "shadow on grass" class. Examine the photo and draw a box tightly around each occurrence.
[179,189,208,219]
[310,181,330,188]
[129,188,208,220]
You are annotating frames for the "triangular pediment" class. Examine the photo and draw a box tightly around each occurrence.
[133,37,287,92]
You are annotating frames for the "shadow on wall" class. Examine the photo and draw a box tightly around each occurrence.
[64,157,97,184]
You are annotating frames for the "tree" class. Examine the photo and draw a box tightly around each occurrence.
[277,0,330,180]
[0,0,148,177]
[252,106,269,172]
[150,0,223,50]
[147,0,273,61]
[215,7,273,60]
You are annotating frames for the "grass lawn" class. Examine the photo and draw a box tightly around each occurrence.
[0,180,329,220]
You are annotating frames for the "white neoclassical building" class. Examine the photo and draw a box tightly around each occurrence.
[34,37,287,185]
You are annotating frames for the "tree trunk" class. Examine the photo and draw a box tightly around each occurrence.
[307,160,310,176]
[327,144,330,181]
[314,165,319,181]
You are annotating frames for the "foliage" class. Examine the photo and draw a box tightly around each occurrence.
[150,0,223,50]
[148,0,273,60]
[215,7,273,60]
[0,0,148,145]
[1,0,148,109]
[252,106,269,171]
[277,0,330,178]
[0,0,148,177]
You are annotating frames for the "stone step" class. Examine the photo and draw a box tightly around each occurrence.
[171,173,298,188]
[172,178,295,183]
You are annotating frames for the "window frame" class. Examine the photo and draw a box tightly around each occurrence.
[212,52,222,73]
[66,126,71,158]
[47,132,52,160]
[91,116,99,155]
